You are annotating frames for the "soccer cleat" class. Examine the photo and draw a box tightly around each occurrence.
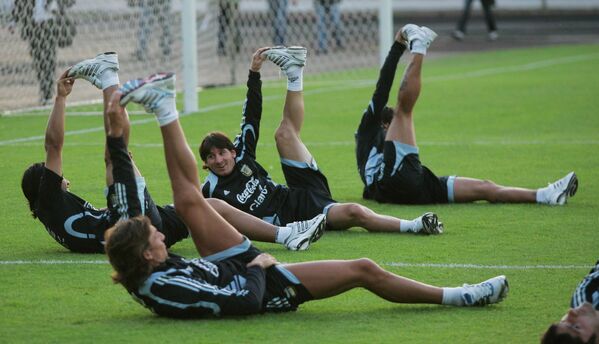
[67,52,119,89]
[261,46,307,72]
[461,275,509,306]
[283,214,326,251]
[418,212,443,235]
[419,26,438,48]
[545,172,578,205]
[400,24,422,44]
[119,72,175,114]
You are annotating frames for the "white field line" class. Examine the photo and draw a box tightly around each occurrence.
[4,139,599,148]
[0,259,593,270]
[1,52,598,146]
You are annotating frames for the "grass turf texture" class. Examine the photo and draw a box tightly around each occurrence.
[1,44,598,343]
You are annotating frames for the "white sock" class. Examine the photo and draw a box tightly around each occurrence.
[399,219,421,233]
[536,187,548,204]
[410,41,427,55]
[286,66,303,91]
[100,70,119,90]
[155,97,179,127]
[442,287,465,306]
[275,226,292,244]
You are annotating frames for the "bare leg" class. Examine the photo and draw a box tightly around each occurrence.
[275,90,312,163]
[326,203,402,232]
[385,54,424,146]
[453,177,537,203]
[284,259,442,303]
[206,198,277,242]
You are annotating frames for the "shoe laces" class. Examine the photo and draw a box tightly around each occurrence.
[463,281,494,305]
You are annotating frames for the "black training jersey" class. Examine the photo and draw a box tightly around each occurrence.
[355,41,403,198]
[202,71,290,223]
[130,248,303,318]
[35,167,111,253]
[571,260,599,310]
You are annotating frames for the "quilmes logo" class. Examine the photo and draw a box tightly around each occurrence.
[237,177,260,204]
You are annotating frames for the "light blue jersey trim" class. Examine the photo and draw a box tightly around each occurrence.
[204,173,219,197]
[390,141,419,177]
[364,147,383,186]
[203,237,252,262]
[261,215,280,226]
[135,177,147,215]
[323,203,336,216]
[281,158,318,171]
[447,175,457,203]
[237,124,256,161]
[274,265,301,284]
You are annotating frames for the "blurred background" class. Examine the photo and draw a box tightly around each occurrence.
[1,0,598,113]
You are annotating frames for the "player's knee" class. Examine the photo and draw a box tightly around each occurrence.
[479,179,501,202]
[351,258,385,283]
[274,124,296,146]
[344,203,370,225]
[205,197,227,211]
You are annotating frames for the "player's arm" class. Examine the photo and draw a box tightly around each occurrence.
[234,48,269,159]
[367,33,406,120]
[44,70,75,176]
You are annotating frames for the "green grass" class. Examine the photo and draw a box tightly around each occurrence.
[1,44,598,343]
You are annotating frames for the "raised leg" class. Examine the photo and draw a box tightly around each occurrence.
[275,90,312,163]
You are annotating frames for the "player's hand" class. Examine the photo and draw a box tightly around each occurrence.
[56,70,75,98]
[395,29,406,44]
[250,47,270,72]
[247,253,278,269]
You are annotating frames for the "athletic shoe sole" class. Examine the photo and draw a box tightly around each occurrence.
[119,72,174,107]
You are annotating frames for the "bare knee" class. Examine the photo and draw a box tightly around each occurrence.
[343,203,372,227]
[205,198,228,212]
[477,179,502,202]
[349,258,386,286]
[274,121,297,147]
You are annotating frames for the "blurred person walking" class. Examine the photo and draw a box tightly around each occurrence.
[453,0,498,41]
[314,0,344,54]
[268,0,297,46]
[128,0,172,61]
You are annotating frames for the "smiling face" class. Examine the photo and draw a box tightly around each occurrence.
[553,303,599,343]
[203,147,237,177]
[143,225,168,267]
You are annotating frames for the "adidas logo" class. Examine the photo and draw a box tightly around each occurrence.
[223,190,230,196]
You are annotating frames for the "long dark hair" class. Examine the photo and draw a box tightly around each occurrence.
[105,216,154,291]
[541,324,596,344]
[21,162,45,218]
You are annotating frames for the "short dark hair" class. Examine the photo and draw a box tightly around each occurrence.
[105,216,154,291]
[21,162,45,219]
[199,131,235,162]
[541,324,597,344]
[381,106,394,126]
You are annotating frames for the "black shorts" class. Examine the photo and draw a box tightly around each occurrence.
[205,239,313,312]
[377,141,451,204]
[278,160,337,225]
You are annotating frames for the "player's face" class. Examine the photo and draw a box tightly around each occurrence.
[555,303,599,343]
[144,225,167,266]
[204,147,237,177]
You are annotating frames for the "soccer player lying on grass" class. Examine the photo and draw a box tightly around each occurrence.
[198,47,443,236]
[541,260,599,344]
[104,73,508,318]
[355,24,578,205]
[20,53,325,253]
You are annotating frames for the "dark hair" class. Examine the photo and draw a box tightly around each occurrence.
[199,131,235,162]
[541,324,597,344]
[105,216,153,291]
[21,162,45,219]
[381,106,394,126]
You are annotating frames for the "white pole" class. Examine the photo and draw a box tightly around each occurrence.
[181,0,198,114]
[378,0,393,66]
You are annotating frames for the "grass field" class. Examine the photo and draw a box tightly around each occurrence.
[1,43,598,343]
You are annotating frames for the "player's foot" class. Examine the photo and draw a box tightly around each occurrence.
[452,30,465,41]
[461,275,509,306]
[261,46,307,73]
[119,72,175,114]
[401,24,437,54]
[488,31,499,41]
[418,212,443,235]
[68,52,119,89]
[419,26,438,48]
[283,214,326,251]
[544,172,578,205]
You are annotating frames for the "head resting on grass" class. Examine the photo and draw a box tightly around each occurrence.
[21,162,46,218]
[541,303,599,344]
[380,106,394,130]
[105,216,167,290]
